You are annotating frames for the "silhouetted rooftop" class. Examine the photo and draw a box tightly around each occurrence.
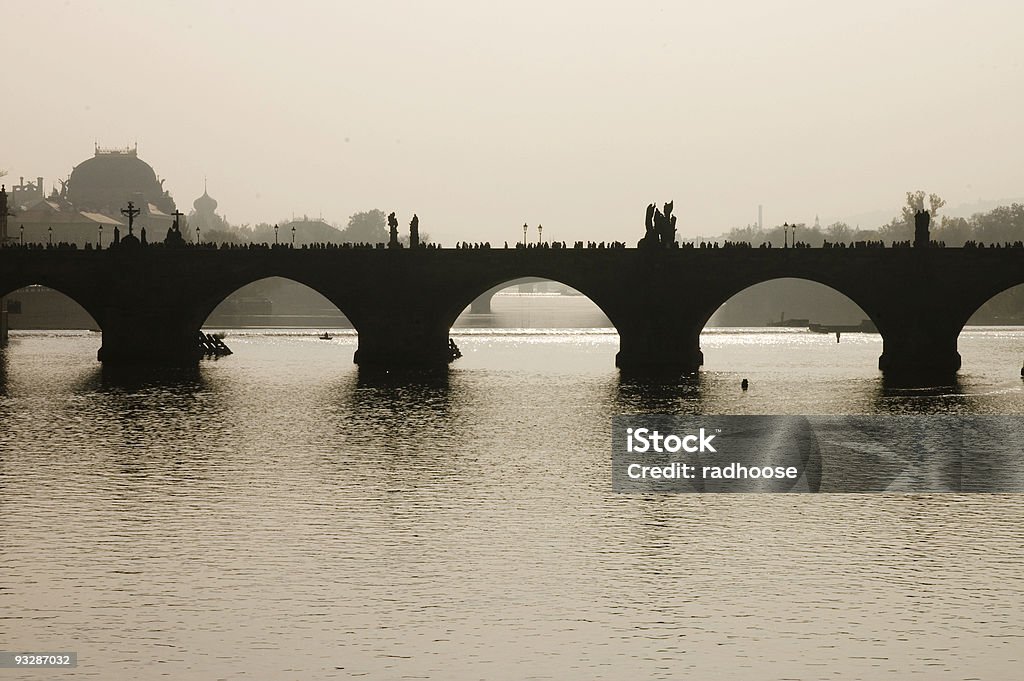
[66,146,176,215]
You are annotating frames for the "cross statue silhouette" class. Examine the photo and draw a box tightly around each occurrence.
[121,201,141,236]
[171,209,184,232]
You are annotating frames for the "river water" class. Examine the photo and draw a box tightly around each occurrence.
[2,295,1024,680]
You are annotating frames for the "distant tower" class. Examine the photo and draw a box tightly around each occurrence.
[758,204,763,230]
[189,181,224,240]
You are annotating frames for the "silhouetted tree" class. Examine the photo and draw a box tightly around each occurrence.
[825,221,854,242]
[973,203,1024,244]
[201,229,244,244]
[900,190,945,224]
[879,191,946,242]
[341,209,388,243]
[933,216,972,245]
[235,222,278,243]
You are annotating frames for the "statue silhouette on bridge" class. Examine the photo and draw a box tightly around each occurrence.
[410,213,420,248]
[643,203,657,242]
[388,212,400,248]
[165,210,186,247]
[118,201,141,249]
[914,209,930,248]
[639,201,678,248]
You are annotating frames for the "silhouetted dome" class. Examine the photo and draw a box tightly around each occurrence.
[193,190,218,213]
[67,146,176,215]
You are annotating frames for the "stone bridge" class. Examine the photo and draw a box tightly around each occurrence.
[1,247,1021,376]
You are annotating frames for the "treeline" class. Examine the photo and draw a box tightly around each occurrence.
[718,200,1024,248]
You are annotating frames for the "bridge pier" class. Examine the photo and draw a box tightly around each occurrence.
[878,325,962,375]
[353,318,454,369]
[469,294,493,314]
[0,295,7,347]
[615,323,704,374]
[97,309,203,366]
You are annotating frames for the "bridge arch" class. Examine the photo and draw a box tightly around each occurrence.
[959,280,1024,331]
[186,274,363,334]
[694,276,884,336]
[700,276,880,331]
[454,276,614,329]
[193,275,355,332]
[0,282,103,331]
[957,282,1024,372]
[441,272,627,333]
[695,277,880,370]
[467,277,549,314]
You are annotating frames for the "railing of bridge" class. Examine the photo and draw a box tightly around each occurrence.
[2,240,1024,252]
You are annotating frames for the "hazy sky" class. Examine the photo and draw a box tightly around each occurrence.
[4,1,1023,243]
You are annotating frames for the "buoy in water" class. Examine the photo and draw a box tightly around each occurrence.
[741,378,749,391]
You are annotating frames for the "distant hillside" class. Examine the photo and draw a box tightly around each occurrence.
[841,197,1024,229]
[943,197,1024,219]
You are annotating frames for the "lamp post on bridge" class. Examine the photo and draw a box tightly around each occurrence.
[523,223,527,246]
[20,224,24,246]
[196,227,201,244]
[291,225,295,247]
[538,224,543,244]
[98,225,103,249]
[48,226,52,246]
[274,224,279,245]
[783,222,789,249]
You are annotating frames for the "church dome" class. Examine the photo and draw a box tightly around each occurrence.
[66,145,175,214]
[194,190,218,213]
